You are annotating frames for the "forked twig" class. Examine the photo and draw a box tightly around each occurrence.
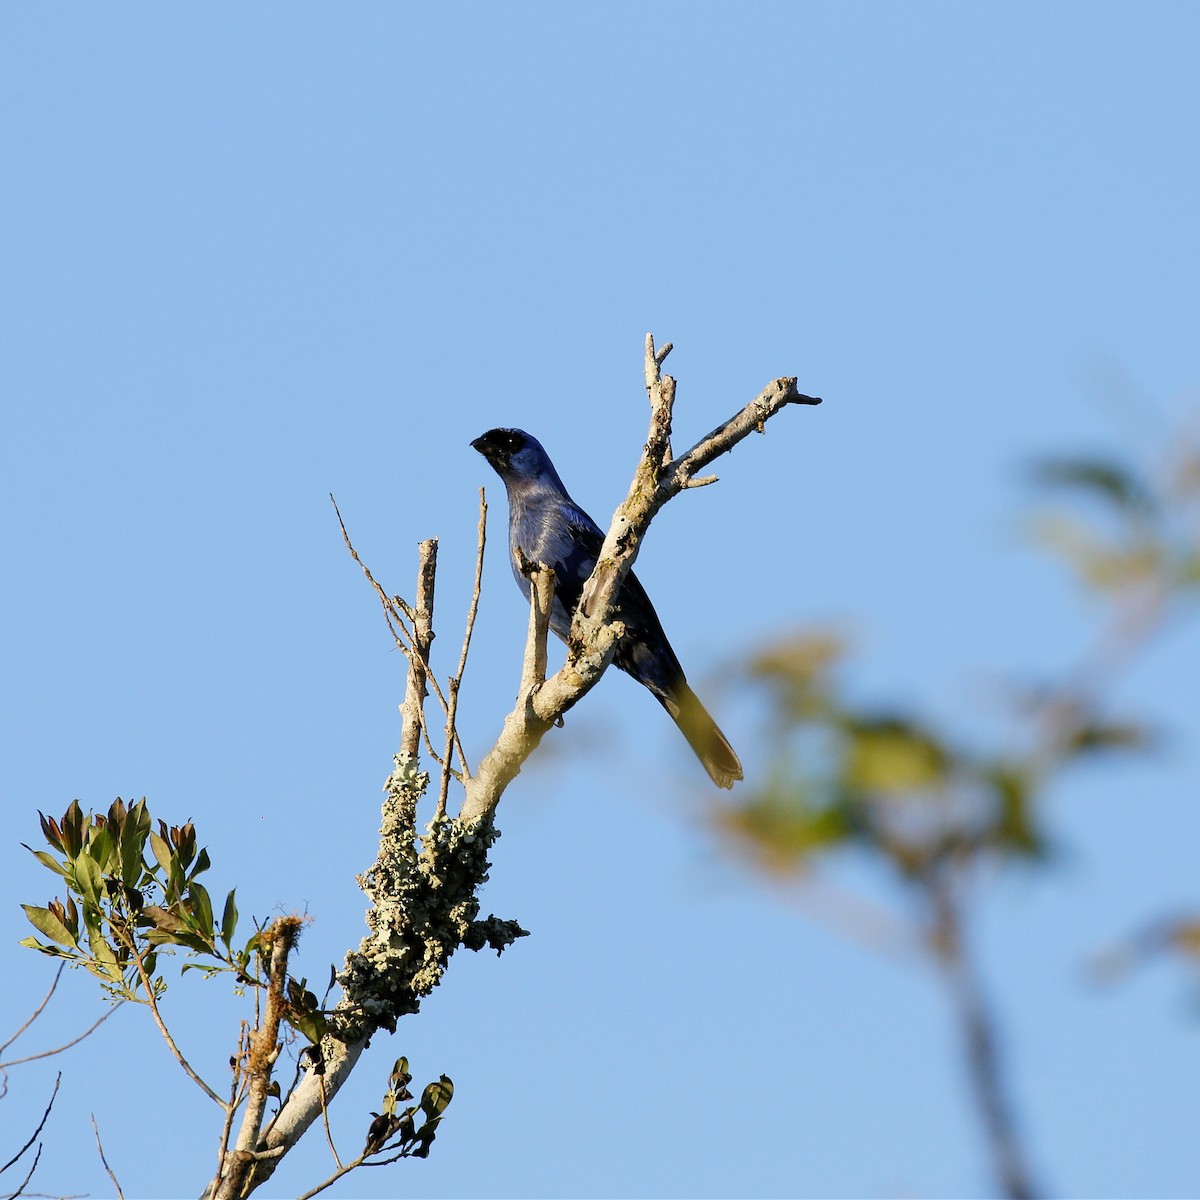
[332,497,464,755]
[1,1072,60,1178]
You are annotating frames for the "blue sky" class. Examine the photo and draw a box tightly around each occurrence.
[2,4,1199,1197]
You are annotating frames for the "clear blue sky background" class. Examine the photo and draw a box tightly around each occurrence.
[3,5,1199,1198]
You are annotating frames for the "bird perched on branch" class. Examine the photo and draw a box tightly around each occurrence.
[471,427,743,789]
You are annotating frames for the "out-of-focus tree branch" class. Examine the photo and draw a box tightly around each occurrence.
[712,403,1200,1199]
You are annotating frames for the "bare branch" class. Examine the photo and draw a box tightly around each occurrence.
[519,562,555,696]
[214,917,302,1200]
[437,489,487,819]
[400,540,438,760]
[90,1114,125,1200]
[236,335,818,1191]
[459,333,821,827]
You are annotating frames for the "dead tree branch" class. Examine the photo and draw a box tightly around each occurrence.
[225,334,820,1194]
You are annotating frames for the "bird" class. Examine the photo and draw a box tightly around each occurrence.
[471,427,743,789]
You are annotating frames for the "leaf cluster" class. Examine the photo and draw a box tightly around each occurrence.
[362,1057,454,1161]
[20,798,254,1003]
[719,632,1150,887]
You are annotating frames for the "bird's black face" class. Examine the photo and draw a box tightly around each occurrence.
[471,428,529,470]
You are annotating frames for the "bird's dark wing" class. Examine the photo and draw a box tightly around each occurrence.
[511,496,605,637]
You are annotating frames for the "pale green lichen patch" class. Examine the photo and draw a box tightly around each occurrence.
[332,755,527,1044]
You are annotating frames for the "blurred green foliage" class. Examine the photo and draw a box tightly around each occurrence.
[712,423,1200,1198]
[720,433,1200,907]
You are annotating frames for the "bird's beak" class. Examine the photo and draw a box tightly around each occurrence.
[471,434,501,465]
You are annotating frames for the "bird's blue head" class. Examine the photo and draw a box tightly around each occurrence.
[471,427,557,487]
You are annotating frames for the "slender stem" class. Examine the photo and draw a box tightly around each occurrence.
[0,965,63,1059]
[930,871,1039,1200]
[319,1073,343,1170]
[91,1112,125,1200]
[110,917,223,1106]
[215,1024,247,1183]
[1,1071,59,1175]
[0,999,123,1072]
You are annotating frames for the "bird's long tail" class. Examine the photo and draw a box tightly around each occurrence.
[660,681,743,789]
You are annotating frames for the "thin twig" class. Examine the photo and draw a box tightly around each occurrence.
[110,920,224,1106]
[3,1142,41,1200]
[294,1140,418,1200]
[319,1073,343,1170]
[0,966,62,1059]
[90,1113,125,1200]
[0,1001,123,1074]
[437,489,487,818]
[331,496,418,652]
[333,497,469,753]
[215,1024,246,1184]
[1,1072,59,1176]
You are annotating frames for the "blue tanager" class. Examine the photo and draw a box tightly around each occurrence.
[471,427,742,788]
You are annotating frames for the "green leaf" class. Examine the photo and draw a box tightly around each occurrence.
[19,936,75,959]
[73,853,103,905]
[120,823,146,887]
[289,1009,328,1046]
[90,935,124,983]
[984,765,1043,857]
[23,845,69,877]
[22,904,80,949]
[144,927,216,955]
[141,904,192,935]
[89,826,115,873]
[188,882,215,940]
[419,1076,454,1119]
[220,889,238,948]
[174,823,196,869]
[843,717,948,794]
[149,830,173,874]
[61,800,85,859]
[189,846,211,880]
[107,797,127,835]
[1030,457,1156,513]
